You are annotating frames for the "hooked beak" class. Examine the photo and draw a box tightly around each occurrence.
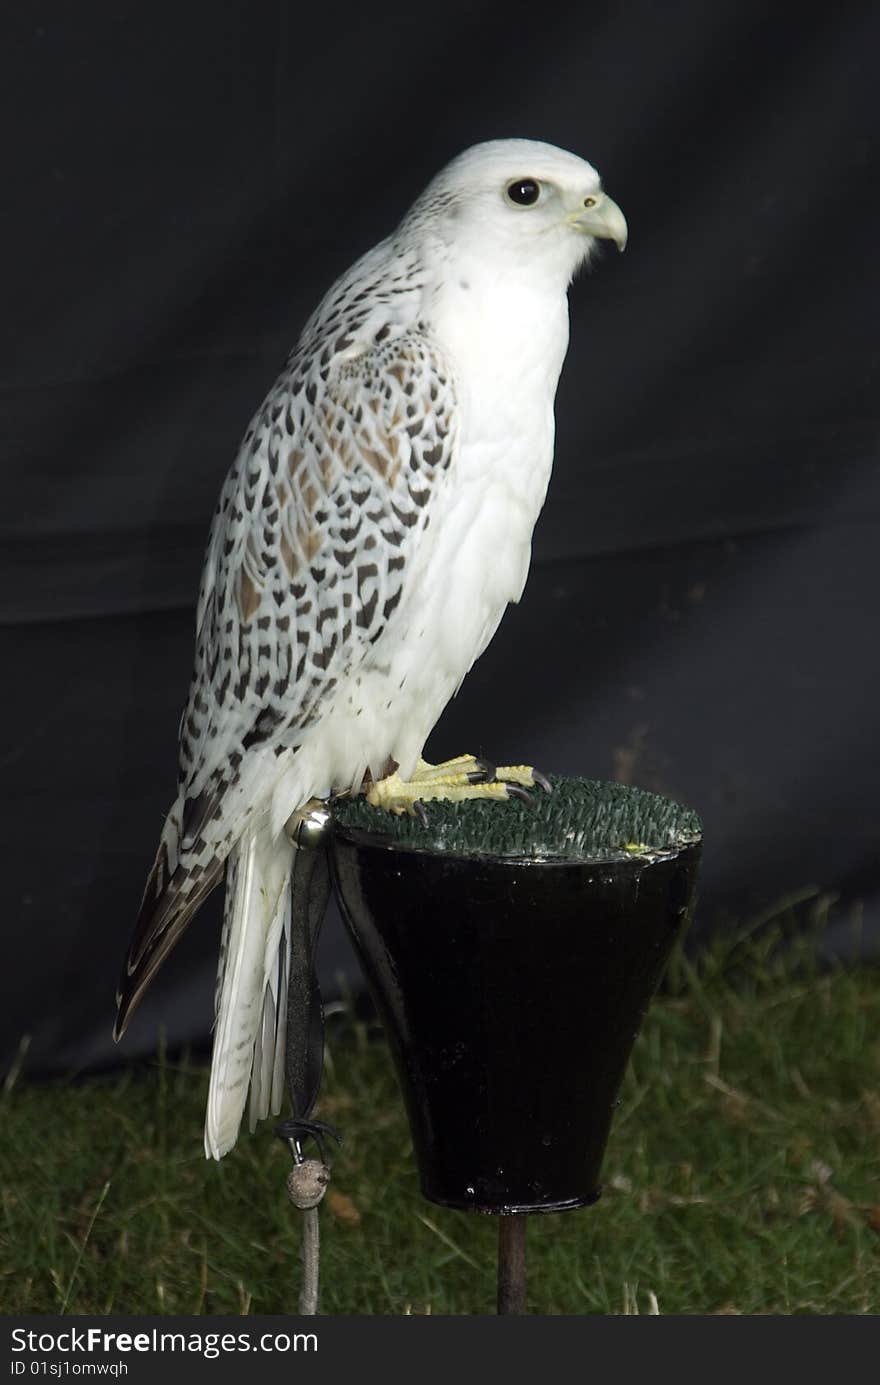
[570,192,628,252]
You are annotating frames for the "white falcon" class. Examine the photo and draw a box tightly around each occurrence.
[115,139,627,1158]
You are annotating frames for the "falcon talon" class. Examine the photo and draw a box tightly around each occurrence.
[505,785,534,806]
[532,770,553,794]
[466,766,494,784]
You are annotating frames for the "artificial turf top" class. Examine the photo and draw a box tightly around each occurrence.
[331,775,702,862]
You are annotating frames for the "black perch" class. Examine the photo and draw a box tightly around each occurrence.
[330,776,701,1313]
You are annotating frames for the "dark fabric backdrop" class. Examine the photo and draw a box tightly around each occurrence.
[2,1,878,1076]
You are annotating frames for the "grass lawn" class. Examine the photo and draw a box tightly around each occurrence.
[2,923,879,1315]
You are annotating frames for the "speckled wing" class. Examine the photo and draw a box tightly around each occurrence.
[116,325,458,1035]
[183,326,458,804]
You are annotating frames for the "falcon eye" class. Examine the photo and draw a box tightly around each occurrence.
[583,196,597,208]
[506,178,541,207]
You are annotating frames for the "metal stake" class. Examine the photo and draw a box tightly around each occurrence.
[496,1214,527,1314]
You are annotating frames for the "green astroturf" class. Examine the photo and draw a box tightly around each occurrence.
[332,775,702,861]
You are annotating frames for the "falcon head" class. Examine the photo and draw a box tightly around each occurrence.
[407,138,627,283]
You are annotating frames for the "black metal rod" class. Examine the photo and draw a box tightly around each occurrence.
[497,1214,527,1314]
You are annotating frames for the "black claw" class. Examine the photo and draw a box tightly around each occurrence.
[505,784,534,805]
[413,800,429,827]
[532,769,553,794]
[467,757,496,784]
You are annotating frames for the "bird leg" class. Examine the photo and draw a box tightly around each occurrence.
[365,754,551,817]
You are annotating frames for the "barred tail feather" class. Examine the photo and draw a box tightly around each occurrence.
[204,824,295,1160]
[114,799,224,1042]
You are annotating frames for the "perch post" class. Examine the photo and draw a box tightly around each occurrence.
[330,776,701,1314]
[497,1215,528,1315]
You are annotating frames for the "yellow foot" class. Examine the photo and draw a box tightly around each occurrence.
[365,754,552,818]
